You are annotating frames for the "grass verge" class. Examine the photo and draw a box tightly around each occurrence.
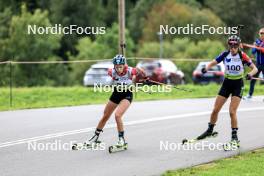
[163,148,264,176]
[0,84,263,111]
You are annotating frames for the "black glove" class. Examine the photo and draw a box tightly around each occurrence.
[201,68,207,74]
[144,77,150,84]
[246,74,252,80]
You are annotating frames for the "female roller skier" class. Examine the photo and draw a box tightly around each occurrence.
[197,35,258,150]
[86,54,138,149]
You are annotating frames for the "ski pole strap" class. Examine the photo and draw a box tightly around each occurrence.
[143,77,150,84]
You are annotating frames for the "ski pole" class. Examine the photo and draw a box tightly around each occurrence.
[242,43,264,51]
[144,79,193,92]
[251,77,264,81]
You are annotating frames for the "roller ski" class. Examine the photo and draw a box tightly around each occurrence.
[72,140,102,150]
[223,129,240,151]
[223,140,240,151]
[109,137,128,153]
[72,129,102,150]
[242,95,252,101]
[182,123,218,144]
[182,131,218,144]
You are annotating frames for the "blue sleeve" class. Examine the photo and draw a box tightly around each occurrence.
[215,51,228,63]
[252,39,260,55]
[252,48,257,55]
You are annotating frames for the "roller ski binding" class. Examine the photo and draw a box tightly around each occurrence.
[109,137,128,153]
[72,133,102,150]
[182,127,218,144]
[223,131,240,151]
[223,139,240,151]
[183,123,218,144]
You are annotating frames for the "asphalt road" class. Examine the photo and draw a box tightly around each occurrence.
[0,96,264,176]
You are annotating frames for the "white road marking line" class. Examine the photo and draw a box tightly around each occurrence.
[0,107,264,148]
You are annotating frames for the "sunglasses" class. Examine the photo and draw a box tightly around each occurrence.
[229,44,239,49]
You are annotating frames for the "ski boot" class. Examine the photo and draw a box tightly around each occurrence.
[182,123,218,144]
[72,130,102,150]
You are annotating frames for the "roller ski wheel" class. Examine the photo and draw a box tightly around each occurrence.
[108,143,128,153]
[182,131,218,145]
[72,143,78,150]
[72,141,101,150]
[223,140,240,151]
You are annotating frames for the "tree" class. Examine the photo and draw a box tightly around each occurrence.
[128,0,163,44]
[0,8,12,40]
[137,38,225,59]
[102,0,138,27]
[50,0,106,60]
[204,0,264,42]
[141,0,224,42]
[128,0,201,44]
[184,39,225,59]
[69,23,135,84]
[0,4,64,86]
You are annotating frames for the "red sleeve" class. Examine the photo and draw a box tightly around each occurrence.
[131,67,137,76]
[241,52,252,66]
[108,68,113,77]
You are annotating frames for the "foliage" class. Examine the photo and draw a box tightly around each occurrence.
[69,23,135,84]
[0,4,65,86]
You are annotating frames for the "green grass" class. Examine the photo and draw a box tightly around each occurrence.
[163,148,264,176]
[0,84,263,111]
